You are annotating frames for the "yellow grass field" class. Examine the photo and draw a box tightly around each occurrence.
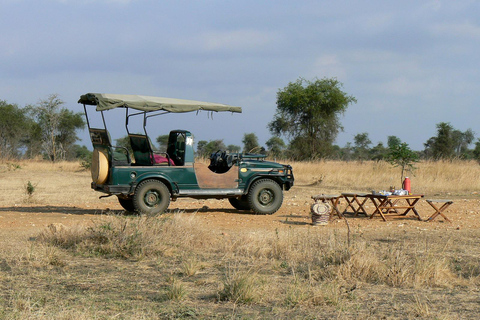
[292,159,480,195]
[0,159,479,319]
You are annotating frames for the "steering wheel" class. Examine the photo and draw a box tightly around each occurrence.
[213,150,222,156]
[210,150,222,161]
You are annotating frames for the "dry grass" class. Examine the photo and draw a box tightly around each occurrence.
[291,159,480,195]
[0,160,93,207]
[1,159,480,318]
[1,212,473,318]
[1,159,478,207]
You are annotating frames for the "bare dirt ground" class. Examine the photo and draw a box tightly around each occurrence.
[1,184,478,237]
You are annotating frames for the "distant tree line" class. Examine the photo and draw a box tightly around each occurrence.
[3,83,479,164]
[192,121,478,162]
[0,94,87,162]
[333,123,478,162]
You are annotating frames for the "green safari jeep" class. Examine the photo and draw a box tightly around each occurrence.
[79,93,294,215]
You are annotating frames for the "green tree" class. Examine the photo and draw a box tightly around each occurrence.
[424,122,475,160]
[425,122,455,159]
[266,136,286,158]
[422,136,436,159]
[196,140,208,157]
[27,94,85,162]
[452,128,475,158]
[473,139,480,162]
[0,101,31,159]
[72,144,92,160]
[370,142,388,161]
[156,134,169,152]
[227,144,241,153]
[337,142,354,161]
[72,144,93,168]
[242,133,260,153]
[387,136,402,149]
[268,77,356,160]
[353,132,371,161]
[115,136,133,155]
[387,142,419,186]
[196,139,226,158]
[58,109,86,160]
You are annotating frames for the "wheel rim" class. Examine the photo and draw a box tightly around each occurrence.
[258,189,274,206]
[144,189,161,207]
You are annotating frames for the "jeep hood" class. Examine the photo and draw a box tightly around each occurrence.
[79,93,242,113]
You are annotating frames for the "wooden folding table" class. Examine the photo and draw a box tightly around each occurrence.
[367,194,424,221]
[341,193,369,216]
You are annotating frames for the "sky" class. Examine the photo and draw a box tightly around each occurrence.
[1,0,479,151]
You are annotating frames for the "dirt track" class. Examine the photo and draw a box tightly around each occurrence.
[1,185,478,237]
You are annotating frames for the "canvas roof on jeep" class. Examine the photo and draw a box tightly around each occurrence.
[78,93,242,113]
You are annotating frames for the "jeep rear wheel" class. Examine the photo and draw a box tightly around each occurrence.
[133,180,170,215]
[117,196,135,212]
[228,196,250,211]
[247,179,283,215]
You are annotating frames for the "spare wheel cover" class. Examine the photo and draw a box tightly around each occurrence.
[92,149,109,184]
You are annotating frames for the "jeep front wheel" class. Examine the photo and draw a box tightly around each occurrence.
[228,196,250,211]
[133,180,170,215]
[247,179,283,215]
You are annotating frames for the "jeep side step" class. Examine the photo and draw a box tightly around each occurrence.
[178,189,244,198]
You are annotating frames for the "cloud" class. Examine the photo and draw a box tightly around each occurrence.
[430,21,480,39]
[175,29,280,53]
[312,55,347,80]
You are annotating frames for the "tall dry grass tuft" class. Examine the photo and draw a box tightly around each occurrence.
[165,276,188,301]
[38,212,217,260]
[338,242,383,283]
[181,256,202,277]
[413,253,455,288]
[218,266,260,304]
[382,246,414,287]
[283,278,312,307]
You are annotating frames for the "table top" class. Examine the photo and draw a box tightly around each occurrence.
[312,194,341,200]
[368,194,424,199]
[341,192,369,197]
[426,199,453,203]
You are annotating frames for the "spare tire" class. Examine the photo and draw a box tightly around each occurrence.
[91,149,109,185]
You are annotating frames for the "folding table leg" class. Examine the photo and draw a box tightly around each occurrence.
[342,197,356,214]
[369,198,388,221]
[354,197,369,216]
[402,198,423,220]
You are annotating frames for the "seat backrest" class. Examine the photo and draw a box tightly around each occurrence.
[129,134,153,165]
[89,128,112,148]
